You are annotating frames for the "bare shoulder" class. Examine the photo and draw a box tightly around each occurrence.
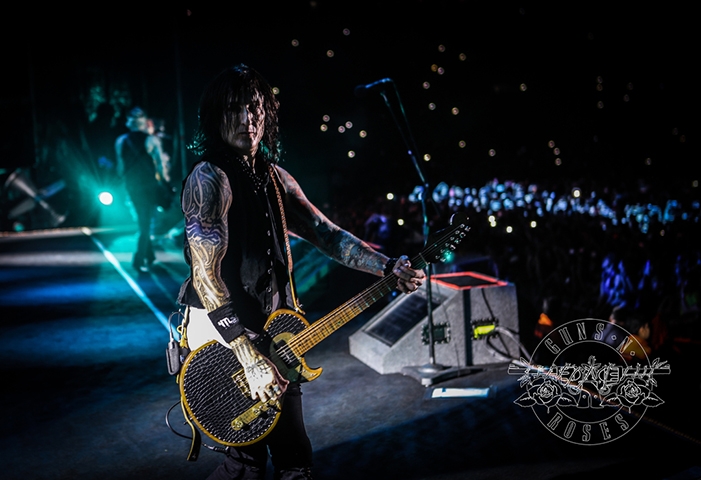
[187,161,227,187]
[273,164,292,182]
[272,164,303,196]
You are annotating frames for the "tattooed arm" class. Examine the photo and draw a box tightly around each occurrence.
[182,161,231,311]
[275,165,425,293]
[182,161,287,401]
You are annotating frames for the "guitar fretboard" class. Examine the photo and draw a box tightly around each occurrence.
[282,218,468,357]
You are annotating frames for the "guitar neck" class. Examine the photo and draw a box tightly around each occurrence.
[288,273,397,356]
[286,221,464,357]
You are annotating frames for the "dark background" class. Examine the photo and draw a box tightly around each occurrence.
[1,5,700,478]
[2,1,699,339]
[2,2,697,224]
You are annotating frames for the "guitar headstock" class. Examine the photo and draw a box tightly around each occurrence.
[422,212,470,265]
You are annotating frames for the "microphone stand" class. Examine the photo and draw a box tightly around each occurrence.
[376,85,461,386]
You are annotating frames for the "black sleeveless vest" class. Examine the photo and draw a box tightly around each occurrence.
[121,131,157,189]
[177,151,294,334]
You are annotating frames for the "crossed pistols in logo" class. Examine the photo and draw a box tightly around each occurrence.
[509,318,671,445]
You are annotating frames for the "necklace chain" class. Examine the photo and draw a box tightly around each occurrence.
[236,155,265,191]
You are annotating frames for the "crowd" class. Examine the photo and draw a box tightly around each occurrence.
[328,175,701,357]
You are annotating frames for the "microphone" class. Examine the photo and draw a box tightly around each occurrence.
[354,78,393,98]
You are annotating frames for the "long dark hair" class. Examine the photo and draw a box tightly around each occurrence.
[189,64,281,164]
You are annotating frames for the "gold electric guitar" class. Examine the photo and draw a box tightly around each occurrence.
[178,213,470,447]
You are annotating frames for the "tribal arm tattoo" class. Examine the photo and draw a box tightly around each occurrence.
[182,162,232,311]
[184,162,285,385]
[276,166,389,276]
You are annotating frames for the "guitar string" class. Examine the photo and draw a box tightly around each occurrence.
[270,273,393,359]
[284,222,468,353]
[277,222,469,357]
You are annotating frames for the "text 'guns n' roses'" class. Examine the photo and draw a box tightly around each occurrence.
[509,319,671,445]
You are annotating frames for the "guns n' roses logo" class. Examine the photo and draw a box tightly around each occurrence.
[509,319,670,445]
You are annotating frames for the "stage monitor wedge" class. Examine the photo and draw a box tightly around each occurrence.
[349,272,519,375]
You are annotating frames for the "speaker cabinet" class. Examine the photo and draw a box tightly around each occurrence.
[349,272,519,375]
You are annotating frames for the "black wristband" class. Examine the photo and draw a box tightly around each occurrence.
[208,302,246,343]
[383,257,398,277]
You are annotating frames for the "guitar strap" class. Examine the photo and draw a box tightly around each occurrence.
[268,164,304,314]
[181,399,202,461]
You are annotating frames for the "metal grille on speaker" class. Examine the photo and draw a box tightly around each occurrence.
[364,293,444,346]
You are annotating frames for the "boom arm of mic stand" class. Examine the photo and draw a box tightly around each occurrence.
[378,89,440,217]
[377,89,445,373]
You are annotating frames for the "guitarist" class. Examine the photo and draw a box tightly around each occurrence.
[177,64,426,480]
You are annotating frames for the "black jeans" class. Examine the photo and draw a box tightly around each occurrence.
[207,383,313,480]
[127,187,156,270]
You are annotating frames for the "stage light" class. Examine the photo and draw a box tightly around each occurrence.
[4,168,66,228]
[98,191,114,206]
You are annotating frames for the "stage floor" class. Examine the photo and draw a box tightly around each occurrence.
[1,226,699,480]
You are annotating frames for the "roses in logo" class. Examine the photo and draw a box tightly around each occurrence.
[603,377,664,411]
[515,375,577,412]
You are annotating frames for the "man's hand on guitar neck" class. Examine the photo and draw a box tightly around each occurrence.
[230,335,289,402]
[389,255,426,294]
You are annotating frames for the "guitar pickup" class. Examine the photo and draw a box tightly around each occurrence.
[231,399,281,431]
[232,371,251,397]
